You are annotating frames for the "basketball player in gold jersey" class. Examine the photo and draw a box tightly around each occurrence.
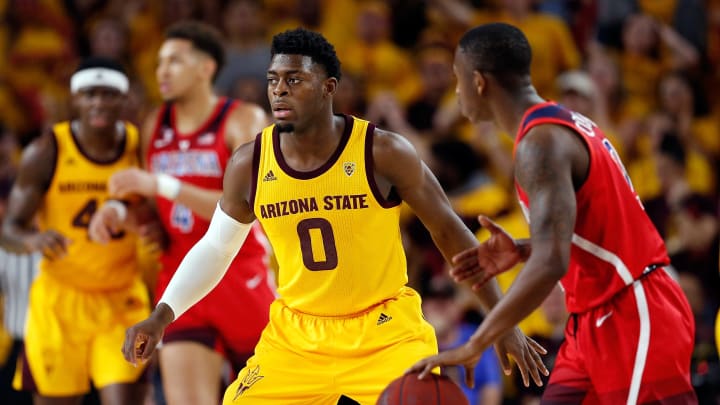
[1,58,150,404]
[123,29,548,405]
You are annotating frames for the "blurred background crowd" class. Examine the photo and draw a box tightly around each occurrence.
[0,0,719,403]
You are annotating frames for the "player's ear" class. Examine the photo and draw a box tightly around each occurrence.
[323,77,338,98]
[201,57,217,81]
[472,70,486,96]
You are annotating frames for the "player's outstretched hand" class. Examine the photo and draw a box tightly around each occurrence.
[494,327,548,387]
[122,303,174,366]
[406,340,485,388]
[450,215,522,289]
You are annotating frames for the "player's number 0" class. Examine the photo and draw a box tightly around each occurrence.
[296,218,338,271]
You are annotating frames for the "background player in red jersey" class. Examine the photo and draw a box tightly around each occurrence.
[409,23,697,404]
[99,22,275,405]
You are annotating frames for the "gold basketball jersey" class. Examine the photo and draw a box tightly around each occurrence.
[38,121,140,290]
[253,115,408,316]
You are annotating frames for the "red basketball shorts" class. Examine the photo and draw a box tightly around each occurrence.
[157,258,275,370]
[542,268,697,404]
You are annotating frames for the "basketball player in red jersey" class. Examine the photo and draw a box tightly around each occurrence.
[106,22,275,405]
[410,23,697,404]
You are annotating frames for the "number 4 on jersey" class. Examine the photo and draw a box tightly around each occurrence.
[72,199,125,239]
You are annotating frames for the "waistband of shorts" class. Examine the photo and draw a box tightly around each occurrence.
[569,263,667,317]
[278,287,411,319]
[630,262,665,285]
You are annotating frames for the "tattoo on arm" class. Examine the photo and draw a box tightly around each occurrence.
[515,130,577,255]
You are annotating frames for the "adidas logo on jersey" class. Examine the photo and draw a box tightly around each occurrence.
[263,170,278,182]
[377,313,392,326]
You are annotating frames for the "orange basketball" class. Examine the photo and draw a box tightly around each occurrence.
[376,373,469,405]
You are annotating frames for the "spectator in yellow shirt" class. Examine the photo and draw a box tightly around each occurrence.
[616,13,699,119]
[340,1,422,105]
[428,0,581,99]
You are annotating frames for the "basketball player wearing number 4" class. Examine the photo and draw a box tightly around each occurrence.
[408,23,697,404]
[122,28,547,405]
[1,58,151,404]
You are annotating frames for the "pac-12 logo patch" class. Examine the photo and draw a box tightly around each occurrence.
[233,365,264,400]
[343,162,356,177]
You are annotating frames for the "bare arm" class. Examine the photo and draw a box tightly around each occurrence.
[426,0,475,29]
[1,134,70,257]
[658,23,700,70]
[378,128,548,385]
[224,102,270,150]
[410,126,582,384]
[122,141,258,364]
[466,125,584,349]
[372,129,504,311]
[219,140,258,223]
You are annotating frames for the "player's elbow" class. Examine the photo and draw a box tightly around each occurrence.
[531,249,570,281]
[545,262,569,280]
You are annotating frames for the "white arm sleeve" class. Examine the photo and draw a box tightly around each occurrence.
[158,203,253,319]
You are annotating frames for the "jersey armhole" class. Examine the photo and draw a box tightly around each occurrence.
[42,130,59,194]
[248,132,262,210]
[364,123,402,208]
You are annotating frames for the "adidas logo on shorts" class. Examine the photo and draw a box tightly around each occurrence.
[376,313,392,326]
[263,170,278,182]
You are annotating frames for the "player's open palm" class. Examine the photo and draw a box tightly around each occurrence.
[122,316,165,367]
[451,215,522,289]
[495,327,548,387]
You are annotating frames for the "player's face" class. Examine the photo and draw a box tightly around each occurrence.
[452,48,489,124]
[74,86,125,130]
[156,39,207,101]
[267,54,335,132]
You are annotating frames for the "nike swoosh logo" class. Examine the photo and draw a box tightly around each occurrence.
[245,274,263,289]
[595,311,613,328]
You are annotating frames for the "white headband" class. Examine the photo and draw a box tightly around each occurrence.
[70,68,129,94]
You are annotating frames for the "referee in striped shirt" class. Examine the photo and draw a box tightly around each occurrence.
[0,175,38,404]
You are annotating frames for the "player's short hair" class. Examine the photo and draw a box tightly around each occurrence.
[271,28,342,81]
[165,21,225,81]
[71,56,128,93]
[458,23,532,89]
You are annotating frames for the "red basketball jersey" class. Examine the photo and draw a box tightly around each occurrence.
[513,102,669,313]
[147,98,267,284]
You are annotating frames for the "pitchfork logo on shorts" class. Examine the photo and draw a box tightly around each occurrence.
[233,365,264,400]
[343,162,356,177]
